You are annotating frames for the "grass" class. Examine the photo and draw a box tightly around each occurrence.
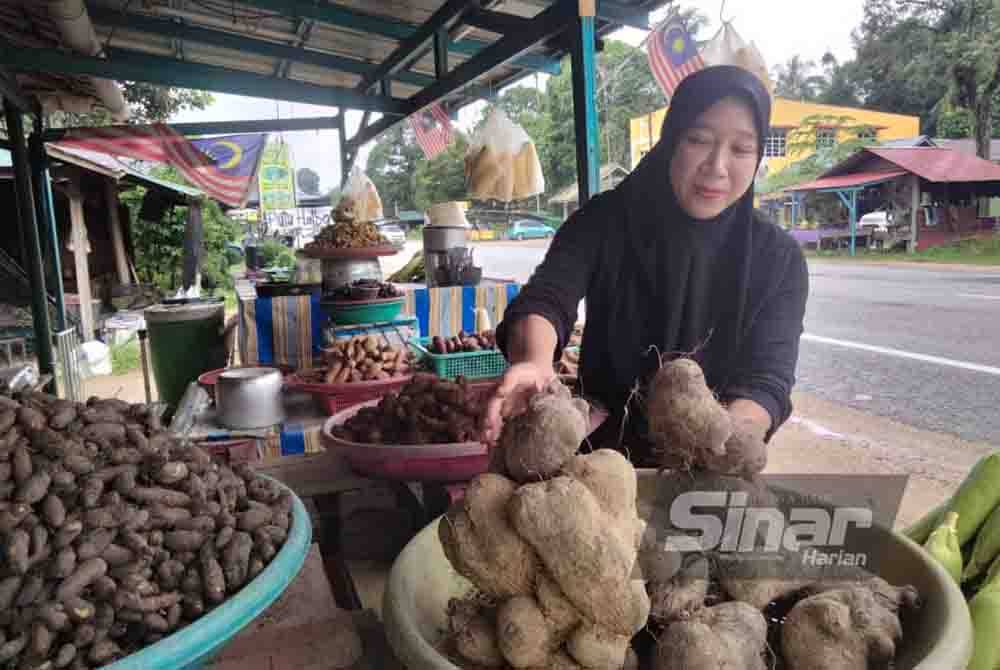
[110,339,141,376]
[805,236,1000,266]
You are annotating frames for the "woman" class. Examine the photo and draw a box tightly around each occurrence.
[481,65,809,470]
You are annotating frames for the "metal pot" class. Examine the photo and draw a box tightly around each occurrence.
[215,367,285,430]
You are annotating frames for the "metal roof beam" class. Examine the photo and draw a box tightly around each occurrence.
[0,45,413,115]
[42,115,344,142]
[357,0,473,92]
[89,7,437,91]
[236,0,561,74]
[348,0,575,150]
[497,0,652,30]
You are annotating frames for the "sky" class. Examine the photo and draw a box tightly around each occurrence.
[170,0,866,195]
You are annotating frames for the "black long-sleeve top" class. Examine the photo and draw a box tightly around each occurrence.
[496,191,809,465]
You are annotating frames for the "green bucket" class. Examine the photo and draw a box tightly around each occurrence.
[145,300,226,413]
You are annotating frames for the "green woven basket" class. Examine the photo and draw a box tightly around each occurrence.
[410,336,509,381]
[323,297,404,326]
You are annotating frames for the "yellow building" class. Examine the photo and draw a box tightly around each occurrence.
[629,98,920,173]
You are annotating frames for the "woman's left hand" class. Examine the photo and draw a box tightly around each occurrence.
[697,401,771,477]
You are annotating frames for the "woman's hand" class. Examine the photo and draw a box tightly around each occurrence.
[480,361,557,446]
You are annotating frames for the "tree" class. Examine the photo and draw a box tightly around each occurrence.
[758,114,879,193]
[296,167,321,196]
[414,134,469,209]
[366,124,424,213]
[119,165,241,293]
[816,53,863,107]
[46,85,213,128]
[772,56,827,101]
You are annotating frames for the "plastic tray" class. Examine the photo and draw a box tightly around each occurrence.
[321,399,489,483]
[409,337,509,380]
[323,296,405,326]
[104,476,311,670]
[285,371,413,415]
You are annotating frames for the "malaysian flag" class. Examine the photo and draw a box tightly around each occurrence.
[408,103,454,159]
[647,15,705,100]
[54,125,266,207]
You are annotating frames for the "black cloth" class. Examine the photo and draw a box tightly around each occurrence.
[496,66,809,465]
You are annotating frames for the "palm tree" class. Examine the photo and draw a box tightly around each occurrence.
[771,56,827,101]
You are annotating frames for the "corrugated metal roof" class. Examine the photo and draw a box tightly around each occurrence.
[931,138,1000,163]
[785,170,908,193]
[866,147,1000,183]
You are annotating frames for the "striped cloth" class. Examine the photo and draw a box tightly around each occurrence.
[239,294,324,369]
[401,284,521,337]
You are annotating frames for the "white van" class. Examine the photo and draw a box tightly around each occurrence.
[859,210,892,232]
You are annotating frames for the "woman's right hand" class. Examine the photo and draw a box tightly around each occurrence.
[480,361,557,446]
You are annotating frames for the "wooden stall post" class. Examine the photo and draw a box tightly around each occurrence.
[910,174,920,254]
[105,177,131,284]
[67,179,95,341]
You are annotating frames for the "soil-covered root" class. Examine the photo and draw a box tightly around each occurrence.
[566,624,631,670]
[509,476,639,635]
[499,380,590,483]
[645,358,733,468]
[781,578,920,670]
[653,601,768,670]
[648,555,709,624]
[454,613,505,668]
[439,473,537,599]
[496,595,553,668]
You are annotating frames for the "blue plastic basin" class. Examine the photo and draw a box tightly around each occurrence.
[104,475,312,670]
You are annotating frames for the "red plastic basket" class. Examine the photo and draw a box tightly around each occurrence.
[284,371,413,415]
[321,400,489,483]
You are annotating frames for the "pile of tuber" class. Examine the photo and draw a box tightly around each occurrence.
[0,390,294,668]
[330,374,484,444]
[439,376,647,670]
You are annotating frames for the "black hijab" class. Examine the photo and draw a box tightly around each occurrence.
[584,65,772,457]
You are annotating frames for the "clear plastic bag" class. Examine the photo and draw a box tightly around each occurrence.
[334,166,383,223]
[701,23,773,95]
[465,108,545,202]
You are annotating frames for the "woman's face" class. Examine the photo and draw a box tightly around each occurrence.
[669,97,760,220]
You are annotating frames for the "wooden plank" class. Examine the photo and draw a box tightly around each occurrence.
[182,199,203,292]
[67,181,94,341]
[210,544,364,670]
[105,178,131,285]
[254,447,381,498]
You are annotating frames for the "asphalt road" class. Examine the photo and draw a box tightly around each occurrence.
[463,242,1000,445]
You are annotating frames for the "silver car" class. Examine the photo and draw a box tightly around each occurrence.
[378,223,407,248]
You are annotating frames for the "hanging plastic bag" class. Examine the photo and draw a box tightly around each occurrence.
[700,23,773,96]
[333,166,383,223]
[465,108,545,202]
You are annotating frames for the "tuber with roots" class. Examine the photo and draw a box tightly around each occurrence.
[439,473,537,599]
[781,578,920,670]
[498,380,590,483]
[654,601,768,670]
[646,358,733,468]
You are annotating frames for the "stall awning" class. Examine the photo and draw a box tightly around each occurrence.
[785,169,908,193]
[865,147,1000,183]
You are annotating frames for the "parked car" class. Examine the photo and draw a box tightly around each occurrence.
[859,210,893,233]
[378,223,407,248]
[507,219,555,241]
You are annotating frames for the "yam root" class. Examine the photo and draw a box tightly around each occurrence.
[496,596,552,668]
[646,358,733,467]
[439,474,537,599]
[454,614,505,668]
[654,601,768,670]
[509,477,638,635]
[781,578,920,670]
[649,555,709,624]
[566,625,630,670]
[499,380,589,483]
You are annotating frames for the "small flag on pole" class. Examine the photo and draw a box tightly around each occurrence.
[408,103,454,159]
[646,15,705,100]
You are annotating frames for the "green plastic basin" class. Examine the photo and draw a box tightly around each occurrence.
[324,297,404,326]
[104,475,311,670]
[383,470,973,670]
